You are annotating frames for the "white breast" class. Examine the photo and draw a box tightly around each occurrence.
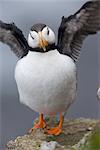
[15,50,76,115]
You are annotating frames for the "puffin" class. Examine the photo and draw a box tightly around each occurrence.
[97,87,100,100]
[0,0,100,135]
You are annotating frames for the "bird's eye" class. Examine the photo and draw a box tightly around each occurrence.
[30,32,34,40]
[47,28,49,35]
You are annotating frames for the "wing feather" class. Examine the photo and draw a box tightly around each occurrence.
[0,20,29,58]
[57,0,100,62]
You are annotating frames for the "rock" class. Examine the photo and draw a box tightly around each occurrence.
[6,118,100,150]
[40,141,59,150]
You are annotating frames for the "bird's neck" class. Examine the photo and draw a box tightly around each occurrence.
[29,44,58,53]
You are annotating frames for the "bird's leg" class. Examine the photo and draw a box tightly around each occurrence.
[28,113,46,134]
[46,113,64,135]
[34,113,46,129]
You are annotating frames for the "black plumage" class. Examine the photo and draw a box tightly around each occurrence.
[58,0,100,62]
[31,23,46,32]
[0,21,29,58]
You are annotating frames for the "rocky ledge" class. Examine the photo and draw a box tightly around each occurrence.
[6,118,100,150]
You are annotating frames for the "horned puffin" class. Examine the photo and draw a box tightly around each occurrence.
[0,0,100,135]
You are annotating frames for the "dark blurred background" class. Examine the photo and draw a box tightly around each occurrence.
[0,0,100,149]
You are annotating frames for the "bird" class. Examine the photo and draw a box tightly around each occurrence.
[97,86,100,100]
[0,0,100,135]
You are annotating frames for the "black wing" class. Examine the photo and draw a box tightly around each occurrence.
[57,0,100,62]
[0,20,29,58]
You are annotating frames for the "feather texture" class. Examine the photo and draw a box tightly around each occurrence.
[0,20,29,58]
[58,0,100,62]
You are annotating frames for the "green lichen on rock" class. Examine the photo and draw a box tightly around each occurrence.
[78,123,100,150]
[6,118,100,150]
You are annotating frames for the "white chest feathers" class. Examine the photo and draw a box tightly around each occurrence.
[15,50,77,115]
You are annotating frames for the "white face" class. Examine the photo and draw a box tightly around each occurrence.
[42,26,55,44]
[28,26,56,49]
[28,31,39,48]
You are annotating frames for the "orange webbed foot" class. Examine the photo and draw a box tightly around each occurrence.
[45,113,64,135]
[28,113,46,134]
[33,119,46,129]
[46,127,62,135]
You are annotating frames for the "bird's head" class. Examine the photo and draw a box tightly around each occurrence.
[28,23,56,52]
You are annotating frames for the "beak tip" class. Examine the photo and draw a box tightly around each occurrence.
[43,47,46,51]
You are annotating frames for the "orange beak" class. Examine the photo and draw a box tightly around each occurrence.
[38,32,48,51]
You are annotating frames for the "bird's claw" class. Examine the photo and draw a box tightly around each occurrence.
[45,127,62,135]
[28,120,46,134]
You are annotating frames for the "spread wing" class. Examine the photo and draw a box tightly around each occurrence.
[57,0,100,62]
[0,20,29,58]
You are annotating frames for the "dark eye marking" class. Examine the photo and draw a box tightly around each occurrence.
[30,32,34,40]
[47,28,49,35]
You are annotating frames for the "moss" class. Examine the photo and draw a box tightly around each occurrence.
[80,123,100,150]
